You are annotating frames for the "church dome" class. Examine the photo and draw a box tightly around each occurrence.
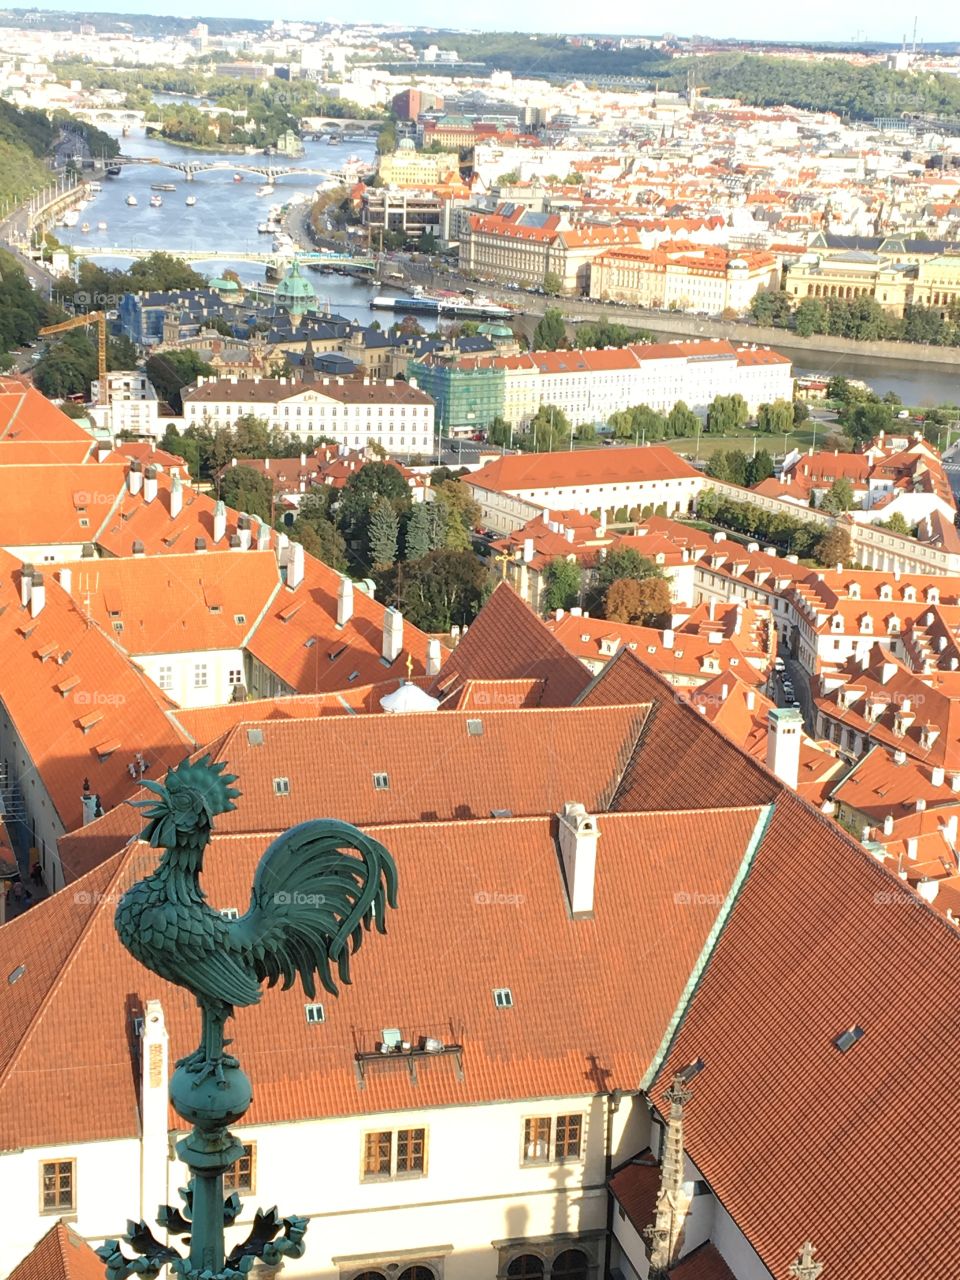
[275,260,317,317]
[398,137,416,152]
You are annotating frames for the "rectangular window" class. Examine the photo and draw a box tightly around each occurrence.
[224,1143,256,1194]
[554,1113,582,1160]
[194,664,208,689]
[362,1128,427,1179]
[158,666,173,692]
[228,669,243,686]
[523,1117,552,1164]
[41,1159,75,1213]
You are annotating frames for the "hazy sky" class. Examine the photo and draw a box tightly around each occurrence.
[36,1,955,45]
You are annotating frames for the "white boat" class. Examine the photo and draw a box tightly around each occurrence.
[87,181,102,193]
[61,210,79,227]
[185,195,197,207]
[150,194,163,208]
[126,194,138,207]
[80,222,90,233]
[96,220,108,231]
[256,184,275,197]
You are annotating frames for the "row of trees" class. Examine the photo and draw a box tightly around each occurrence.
[54,252,208,318]
[543,546,671,626]
[531,307,652,352]
[751,289,960,348]
[696,489,853,567]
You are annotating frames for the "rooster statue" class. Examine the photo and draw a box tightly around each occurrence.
[99,755,399,1280]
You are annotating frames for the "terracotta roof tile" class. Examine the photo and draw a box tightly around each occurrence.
[0,464,125,547]
[609,1149,659,1233]
[6,1222,107,1280]
[469,446,700,495]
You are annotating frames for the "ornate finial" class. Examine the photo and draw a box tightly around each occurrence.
[406,651,414,679]
[101,756,399,1279]
[789,1241,824,1280]
[665,1074,693,1109]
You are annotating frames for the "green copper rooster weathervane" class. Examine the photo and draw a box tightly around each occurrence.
[97,756,399,1280]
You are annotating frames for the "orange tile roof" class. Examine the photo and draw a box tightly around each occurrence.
[609,1150,659,1234]
[60,550,281,654]
[669,1245,736,1280]
[432,583,591,707]
[651,792,960,1280]
[0,379,95,444]
[7,1222,107,1280]
[0,804,766,1148]
[0,551,189,831]
[0,439,93,466]
[0,464,125,547]
[469,446,701,495]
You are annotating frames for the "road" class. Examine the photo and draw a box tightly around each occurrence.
[773,651,816,735]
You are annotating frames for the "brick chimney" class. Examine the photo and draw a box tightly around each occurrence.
[383,607,403,663]
[29,572,45,618]
[557,802,600,916]
[169,471,183,519]
[337,577,354,627]
[766,707,802,789]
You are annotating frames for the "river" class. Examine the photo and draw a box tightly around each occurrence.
[55,123,383,324]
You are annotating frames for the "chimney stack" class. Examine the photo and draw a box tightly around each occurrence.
[127,459,143,495]
[213,499,227,545]
[19,563,33,608]
[383,607,403,663]
[883,813,895,837]
[139,999,170,1228]
[662,628,675,650]
[236,514,252,552]
[558,802,600,916]
[29,572,45,618]
[58,567,72,595]
[337,577,354,627]
[143,466,158,504]
[426,637,442,677]
[287,541,305,590]
[257,522,271,550]
[169,471,183,519]
[932,765,946,787]
[766,707,802,790]
[523,537,535,564]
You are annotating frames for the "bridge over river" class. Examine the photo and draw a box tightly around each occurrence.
[65,245,377,271]
[109,156,356,182]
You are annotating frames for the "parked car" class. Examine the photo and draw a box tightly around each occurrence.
[774,656,786,672]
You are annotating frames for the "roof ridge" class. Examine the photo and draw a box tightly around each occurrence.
[0,851,128,1102]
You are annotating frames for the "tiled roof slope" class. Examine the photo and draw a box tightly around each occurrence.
[6,1222,108,1280]
[0,464,125,546]
[468,445,701,494]
[668,1245,736,1280]
[0,440,93,466]
[0,552,190,830]
[432,583,591,707]
[651,792,960,1280]
[0,379,95,443]
[0,806,766,1147]
[580,649,780,810]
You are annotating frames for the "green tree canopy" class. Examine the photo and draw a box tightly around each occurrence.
[219,464,273,523]
[543,558,582,612]
[532,307,567,351]
[821,476,856,514]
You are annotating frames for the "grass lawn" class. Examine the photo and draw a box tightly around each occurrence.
[658,426,822,460]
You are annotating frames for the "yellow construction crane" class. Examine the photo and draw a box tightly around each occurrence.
[39,311,107,405]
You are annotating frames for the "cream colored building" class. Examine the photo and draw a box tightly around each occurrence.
[784,251,915,313]
[379,140,461,188]
[911,253,960,316]
[590,245,780,315]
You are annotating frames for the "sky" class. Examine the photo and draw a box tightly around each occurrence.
[28,1,956,45]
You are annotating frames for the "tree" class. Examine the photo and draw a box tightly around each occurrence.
[542,272,562,296]
[487,415,512,447]
[746,449,775,486]
[525,404,572,452]
[605,576,672,626]
[403,501,431,561]
[231,414,272,457]
[146,350,214,413]
[841,400,894,449]
[665,400,700,438]
[756,399,795,434]
[543,558,582,612]
[337,461,412,570]
[288,513,348,572]
[814,525,853,568]
[368,496,399,568]
[880,512,913,536]
[793,399,810,425]
[821,476,855,514]
[706,394,749,434]
[432,480,481,551]
[392,549,488,632]
[587,546,662,614]
[696,488,720,520]
[532,307,566,351]
[219,464,273,523]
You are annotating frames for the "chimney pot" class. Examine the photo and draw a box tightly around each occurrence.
[337,577,354,627]
[426,636,442,677]
[29,572,45,618]
[558,801,600,916]
[883,813,895,836]
[382,606,403,663]
[766,706,802,790]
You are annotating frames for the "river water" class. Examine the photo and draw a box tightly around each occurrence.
[55,123,382,324]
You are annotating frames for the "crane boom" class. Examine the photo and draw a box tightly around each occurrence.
[39,311,108,405]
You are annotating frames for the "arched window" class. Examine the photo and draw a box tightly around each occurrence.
[398,1268,435,1280]
[508,1256,545,1280]
[552,1250,589,1280]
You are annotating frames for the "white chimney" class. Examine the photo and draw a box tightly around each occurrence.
[287,541,305,590]
[213,500,227,544]
[746,689,756,711]
[257,522,271,550]
[169,471,183,519]
[932,765,946,787]
[127,460,143,495]
[906,836,919,860]
[523,537,535,564]
[945,814,958,846]
[58,567,72,595]
[383,606,403,663]
[883,813,895,837]
[337,577,354,627]
[766,707,802,790]
[19,564,33,608]
[237,516,252,552]
[29,572,45,618]
[558,802,600,916]
[662,628,675,649]
[917,879,940,904]
[139,999,169,1227]
[426,636,442,677]
[880,661,896,685]
[143,466,158,504]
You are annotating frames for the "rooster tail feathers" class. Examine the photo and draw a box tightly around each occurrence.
[244,819,398,999]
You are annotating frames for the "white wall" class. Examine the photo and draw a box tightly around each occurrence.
[0,703,67,890]
[135,647,247,709]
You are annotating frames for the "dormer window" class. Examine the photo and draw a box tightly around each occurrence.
[879,584,892,601]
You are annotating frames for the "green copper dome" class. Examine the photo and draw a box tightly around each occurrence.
[275,260,317,318]
[208,275,240,292]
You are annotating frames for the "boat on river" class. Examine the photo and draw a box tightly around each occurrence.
[185,195,197,207]
[233,174,245,183]
[126,194,138,207]
[150,194,163,208]
[80,222,90,233]
[96,220,108,231]
[151,183,176,192]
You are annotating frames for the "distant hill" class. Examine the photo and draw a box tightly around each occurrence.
[1,8,269,35]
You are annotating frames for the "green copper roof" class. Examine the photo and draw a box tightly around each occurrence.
[208,276,240,291]
[276,259,317,304]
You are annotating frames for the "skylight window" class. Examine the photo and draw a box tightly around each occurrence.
[466,718,483,736]
[7,964,25,985]
[833,1025,865,1053]
[273,777,290,796]
[247,727,264,747]
[493,987,513,1009]
[373,772,389,791]
[235,614,246,625]
[304,1003,325,1024]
